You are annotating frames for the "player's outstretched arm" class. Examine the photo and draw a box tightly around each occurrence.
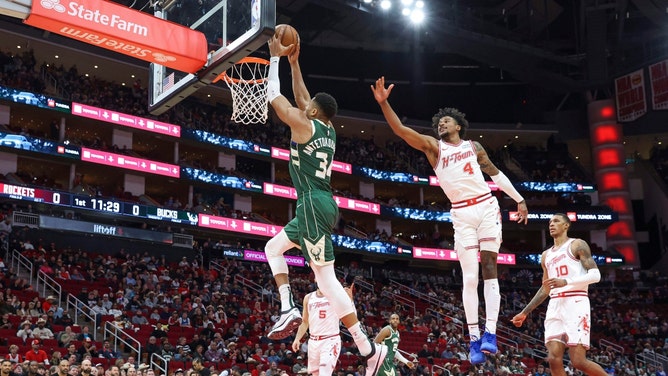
[267,32,313,142]
[370,76,439,166]
[287,42,310,111]
[292,293,311,352]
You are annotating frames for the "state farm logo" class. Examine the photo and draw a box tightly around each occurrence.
[152,53,176,63]
[41,0,65,12]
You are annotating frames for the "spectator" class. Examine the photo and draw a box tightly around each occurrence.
[31,319,54,340]
[0,216,12,236]
[57,327,76,348]
[98,341,120,359]
[143,337,160,363]
[77,338,98,359]
[0,359,17,376]
[25,341,49,365]
[291,357,305,375]
[131,311,148,326]
[5,345,22,364]
[0,314,12,329]
[16,321,33,343]
[50,360,68,376]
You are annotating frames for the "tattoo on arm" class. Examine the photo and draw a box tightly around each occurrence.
[523,288,549,314]
[573,239,597,270]
[473,141,497,175]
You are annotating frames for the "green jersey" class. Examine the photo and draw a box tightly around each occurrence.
[288,119,336,195]
[379,326,400,376]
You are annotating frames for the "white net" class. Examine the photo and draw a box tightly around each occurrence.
[220,57,270,125]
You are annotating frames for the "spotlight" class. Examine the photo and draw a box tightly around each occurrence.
[380,0,391,10]
[410,8,424,23]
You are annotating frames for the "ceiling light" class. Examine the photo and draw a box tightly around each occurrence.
[380,0,391,10]
[363,0,372,3]
[401,0,413,5]
[54,55,59,59]
[415,0,424,8]
[409,8,424,23]
[94,65,98,69]
[402,7,411,16]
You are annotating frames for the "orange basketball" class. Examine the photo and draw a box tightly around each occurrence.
[275,24,299,47]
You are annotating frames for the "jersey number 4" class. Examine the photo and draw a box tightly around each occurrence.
[463,162,474,175]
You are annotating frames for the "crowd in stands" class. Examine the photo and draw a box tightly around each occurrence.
[0,218,667,376]
[0,48,593,189]
[2,45,668,376]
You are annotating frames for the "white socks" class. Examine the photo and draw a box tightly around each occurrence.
[483,279,500,334]
[349,322,372,356]
[278,284,294,311]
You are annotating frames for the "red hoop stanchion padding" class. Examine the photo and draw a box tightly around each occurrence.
[216,57,270,124]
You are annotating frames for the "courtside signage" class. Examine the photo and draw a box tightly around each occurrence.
[25,0,207,72]
[413,247,516,265]
[263,182,380,215]
[81,148,180,178]
[72,102,181,137]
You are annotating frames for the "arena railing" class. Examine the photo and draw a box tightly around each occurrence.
[66,293,98,340]
[425,307,464,335]
[35,269,62,307]
[233,274,276,305]
[103,320,141,362]
[599,338,624,356]
[635,351,668,371]
[149,352,169,376]
[380,289,416,318]
[9,248,35,287]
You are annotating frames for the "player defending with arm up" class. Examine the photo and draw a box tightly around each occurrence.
[511,213,607,376]
[371,77,528,365]
[264,29,388,376]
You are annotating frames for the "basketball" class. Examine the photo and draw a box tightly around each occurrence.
[275,24,299,47]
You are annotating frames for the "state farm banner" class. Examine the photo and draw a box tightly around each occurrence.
[614,69,647,122]
[24,0,207,73]
[649,60,668,110]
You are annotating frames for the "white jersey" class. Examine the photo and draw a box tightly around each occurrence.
[434,140,490,203]
[544,238,588,298]
[307,291,339,337]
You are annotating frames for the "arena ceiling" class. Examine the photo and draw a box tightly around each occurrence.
[0,0,666,128]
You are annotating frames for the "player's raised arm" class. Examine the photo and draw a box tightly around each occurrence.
[267,30,312,142]
[287,42,310,111]
[371,76,439,166]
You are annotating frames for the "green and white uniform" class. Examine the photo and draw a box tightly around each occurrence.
[378,326,400,376]
[283,119,338,266]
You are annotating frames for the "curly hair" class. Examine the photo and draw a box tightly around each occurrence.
[431,107,469,138]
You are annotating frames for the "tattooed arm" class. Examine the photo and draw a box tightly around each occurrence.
[511,251,550,327]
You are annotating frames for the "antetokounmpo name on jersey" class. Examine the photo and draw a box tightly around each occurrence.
[303,137,336,156]
[441,150,475,168]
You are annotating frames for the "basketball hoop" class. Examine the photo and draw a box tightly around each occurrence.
[215,57,270,125]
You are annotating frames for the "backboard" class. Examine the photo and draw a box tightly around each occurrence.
[148,0,275,115]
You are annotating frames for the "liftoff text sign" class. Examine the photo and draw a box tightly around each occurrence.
[25,0,208,73]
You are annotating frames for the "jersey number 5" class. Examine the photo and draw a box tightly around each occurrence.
[315,151,333,179]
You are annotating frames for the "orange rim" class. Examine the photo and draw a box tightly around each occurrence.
[214,57,270,84]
